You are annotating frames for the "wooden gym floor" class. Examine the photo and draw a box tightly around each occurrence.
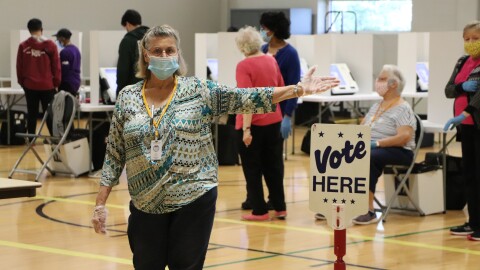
[0,127,478,270]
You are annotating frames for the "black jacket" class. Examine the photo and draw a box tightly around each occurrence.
[116,25,149,97]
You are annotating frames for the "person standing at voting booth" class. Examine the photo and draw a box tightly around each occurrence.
[444,21,480,241]
[91,25,339,270]
[239,11,302,211]
[17,18,60,135]
[54,28,81,96]
[116,9,149,97]
[352,65,416,225]
[234,26,287,221]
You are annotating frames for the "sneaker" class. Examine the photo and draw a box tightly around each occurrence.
[274,211,287,220]
[352,211,378,225]
[467,231,480,241]
[242,213,270,221]
[315,213,326,220]
[450,223,474,236]
[241,200,252,210]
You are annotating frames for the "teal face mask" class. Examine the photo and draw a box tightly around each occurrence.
[148,55,179,80]
[260,29,272,43]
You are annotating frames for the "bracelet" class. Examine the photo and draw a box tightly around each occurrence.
[243,127,251,131]
[293,84,300,98]
[376,141,380,147]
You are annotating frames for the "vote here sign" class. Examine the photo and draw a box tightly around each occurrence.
[309,124,370,228]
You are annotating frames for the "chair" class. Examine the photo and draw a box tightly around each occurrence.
[376,113,425,222]
[9,91,87,181]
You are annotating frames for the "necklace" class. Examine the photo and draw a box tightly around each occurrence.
[369,97,401,126]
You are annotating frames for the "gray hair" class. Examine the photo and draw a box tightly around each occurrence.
[235,26,263,56]
[463,21,480,37]
[136,25,187,79]
[381,64,405,94]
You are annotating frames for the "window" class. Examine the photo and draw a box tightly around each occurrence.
[327,0,412,32]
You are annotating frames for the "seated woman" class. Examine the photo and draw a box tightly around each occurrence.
[353,64,417,225]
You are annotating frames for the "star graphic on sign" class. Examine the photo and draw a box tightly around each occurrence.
[319,131,324,137]
[350,199,356,204]
[323,198,328,203]
[332,198,337,203]
[341,199,346,204]
[357,132,363,138]
[338,132,344,138]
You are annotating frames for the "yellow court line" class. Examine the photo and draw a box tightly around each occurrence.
[33,196,480,256]
[0,240,132,265]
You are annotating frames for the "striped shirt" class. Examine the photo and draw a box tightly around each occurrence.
[100,76,276,214]
[363,101,416,151]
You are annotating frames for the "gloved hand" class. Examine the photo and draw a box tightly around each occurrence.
[281,116,292,139]
[443,114,466,131]
[462,81,478,92]
[92,205,108,234]
[299,66,340,96]
[371,140,378,149]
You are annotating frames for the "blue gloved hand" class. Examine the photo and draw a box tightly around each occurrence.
[462,81,478,92]
[280,116,292,139]
[371,140,378,149]
[443,114,466,131]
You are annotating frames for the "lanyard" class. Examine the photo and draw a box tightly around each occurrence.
[142,78,177,139]
[370,97,401,126]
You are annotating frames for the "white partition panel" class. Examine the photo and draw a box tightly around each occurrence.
[89,31,123,105]
[217,32,243,87]
[332,34,374,94]
[288,35,315,68]
[373,34,398,75]
[194,33,217,79]
[10,30,83,89]
[427,31,463,124]
[397,32,430,94]
[311,34,334,79]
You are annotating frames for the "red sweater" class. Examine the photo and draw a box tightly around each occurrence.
[235,54,284,130]
[16,36,61,90]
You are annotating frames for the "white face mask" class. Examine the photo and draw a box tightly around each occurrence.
[375,81,389,96]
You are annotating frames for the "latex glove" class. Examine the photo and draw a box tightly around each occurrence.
[281,116,292,139]
[298,66,340,96]
[371,140,378,149]
[443,114,466,131]
[92,205,108,234]
[462,81,478,92]
[243,129,252,147]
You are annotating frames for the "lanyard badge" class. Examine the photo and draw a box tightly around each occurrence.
[142,80,177,161]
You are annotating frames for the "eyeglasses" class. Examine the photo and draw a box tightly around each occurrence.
[147,47,178,57]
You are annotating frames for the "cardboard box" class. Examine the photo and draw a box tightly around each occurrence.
[384,169,444,215]
[43,137,90,177]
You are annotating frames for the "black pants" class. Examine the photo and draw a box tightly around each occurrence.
[370,147,413,193]
[460,125,480,231]
[238,122,285,215]
[127,187,217,270]
[23,88,56,135]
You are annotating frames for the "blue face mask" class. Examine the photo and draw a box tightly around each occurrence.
[260,29,272,43]
[56,40,64,51]
[148,55,179,80]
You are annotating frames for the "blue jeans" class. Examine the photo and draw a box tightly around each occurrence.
[370,147,413,193]
[127,187,217,270]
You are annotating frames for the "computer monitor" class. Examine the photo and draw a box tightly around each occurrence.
[416,62,429,92]
[207,58,218,81]
[330,63,359,95]
[299,58,309,79]
[99,67,117,103]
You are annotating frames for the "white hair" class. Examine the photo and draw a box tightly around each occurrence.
[381,64,405,94]
[235,26,262,56]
